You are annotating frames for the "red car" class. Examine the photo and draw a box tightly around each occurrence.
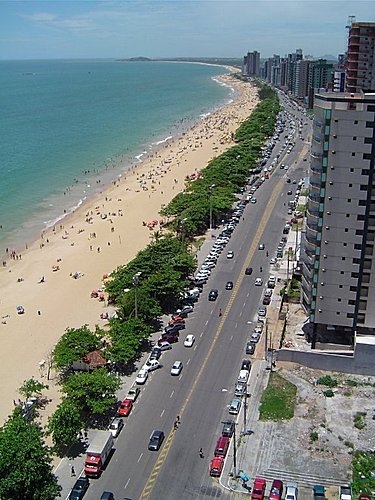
[269,479,283,500]
[251,477,267,500]
[118,398,133,417]
[209,456,224,477]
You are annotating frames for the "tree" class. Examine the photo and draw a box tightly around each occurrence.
[0,409,61,500]
[52,325,102,372]
[62,368,120,415]
[107,317,152,365]
[48,399,83,451]
[19,378,48,400]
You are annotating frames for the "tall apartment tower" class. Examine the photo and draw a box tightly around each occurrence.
[243,50,260,77]
[346,22,375,93]
[301,92,375,346]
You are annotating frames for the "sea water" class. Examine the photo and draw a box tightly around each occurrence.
[0,59,231,255]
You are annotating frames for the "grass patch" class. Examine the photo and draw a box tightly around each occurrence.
[353,412,367,430]
[310,431,319,442]
[259,372,297,421]
[352,451,375,496]
[317,375,337,388]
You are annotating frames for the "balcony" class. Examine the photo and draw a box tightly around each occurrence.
[305,225,318,244]
[306,211,319,230]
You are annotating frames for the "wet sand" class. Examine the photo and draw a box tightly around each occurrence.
[0,73,259,424]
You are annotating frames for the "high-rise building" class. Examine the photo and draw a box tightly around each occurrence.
[243,50,260,78]
[345,22,375,93]
[301,91,375,345]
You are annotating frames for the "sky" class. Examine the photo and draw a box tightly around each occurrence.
[0,0,374,61]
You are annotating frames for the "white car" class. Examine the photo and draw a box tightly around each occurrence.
[226,251,234,259]
[109,417,124,438]
[171,361,183,376]
[285,482,298,500]
[184,334,195,347]
[136,369,148,385]
[142,359,161,372]
[255,277,263,286]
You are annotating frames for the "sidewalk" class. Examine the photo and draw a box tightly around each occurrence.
[219,359,271,496]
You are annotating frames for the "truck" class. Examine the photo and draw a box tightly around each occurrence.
[339,485,352,500]
[84,431,113,477]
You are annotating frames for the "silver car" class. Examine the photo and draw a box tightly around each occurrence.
[109,417,124,438]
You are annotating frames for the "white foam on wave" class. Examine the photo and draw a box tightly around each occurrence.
[135,151,147,162]
[152,135,173,146]
[43,198,85,229]
[200,112,211,119]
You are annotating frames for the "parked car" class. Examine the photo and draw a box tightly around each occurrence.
[241,359,251,371]
[251,477,267,500]
[109,417,124,438]
[285,482,298,500]
[159,334,178,345]
[148,430,165,451]
[171,361,183,376]
[263,295,271,305]
[150,346,162,360]
[214,436,230,457]
[251,331,261,343]
[269,479,284,500]
[209,456,224,477]
[157,341,173,351]
[126,386,140,402]
[246,341,256,355]
[235,381,247,397]
[255,277,263,286]
[258,306,267,317]
[136,369,148,385]
[117,398,133,417]
[184,334,195,347]
[222,420,235,437]
[229,398,241,415]
[164,323,185,335]
[142,359,161,372]
[245,266,253,275]
[208,289,219,301]
[313,485,325,499]
[69,476,89,500]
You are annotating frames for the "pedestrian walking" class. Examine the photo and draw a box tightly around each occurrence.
[176,415,180,423]
[70,465,76,477]
[199,448,204,458]
[219,308,222,317]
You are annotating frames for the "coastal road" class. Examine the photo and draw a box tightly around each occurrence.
[86,102,311,499]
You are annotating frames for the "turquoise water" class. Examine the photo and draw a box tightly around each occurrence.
[0,60,230,255]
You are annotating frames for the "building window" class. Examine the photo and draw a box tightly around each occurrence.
[350,168,354,172]
[345,228,349,232]
[362,169,369,175]
[353,136,357,141]
[352,152,356,156]
[342,257,346,261]
[343,243,347,246]
[354,120,358,124]
[339,285,343,288]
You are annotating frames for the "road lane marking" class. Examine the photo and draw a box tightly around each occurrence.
[169,390,174,398]
[139,177,284,500]
[124,478,130,489]
[160,409,165,418]
[137,453,143,463]
[187,358,190,365]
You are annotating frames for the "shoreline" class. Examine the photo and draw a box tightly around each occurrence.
[0,71,233,261]
[0,74,259,425]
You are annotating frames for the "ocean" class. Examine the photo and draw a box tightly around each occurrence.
[0,59,231,256]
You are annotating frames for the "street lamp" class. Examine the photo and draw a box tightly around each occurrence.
[222,420,237,478]
[132,272,142,318]
[209,184,216,230]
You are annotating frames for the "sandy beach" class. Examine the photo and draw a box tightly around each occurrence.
[0,73,259,425]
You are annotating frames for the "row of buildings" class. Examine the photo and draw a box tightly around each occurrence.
[243,22,375,108]
[248,22,375,348]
